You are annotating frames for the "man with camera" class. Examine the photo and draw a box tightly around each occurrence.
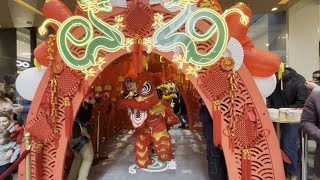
[68,98,96,180]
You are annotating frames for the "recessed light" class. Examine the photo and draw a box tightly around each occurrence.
[272,7,278,11]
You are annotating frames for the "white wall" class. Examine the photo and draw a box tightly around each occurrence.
[248,15,269,51]
[287,0,320,79]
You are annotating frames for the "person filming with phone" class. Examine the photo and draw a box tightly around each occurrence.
[67,97,96,180]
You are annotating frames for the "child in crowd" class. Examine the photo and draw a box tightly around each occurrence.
[0,113,23,144]
[0,130,21,180]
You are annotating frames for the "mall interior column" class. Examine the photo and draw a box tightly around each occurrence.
[0,28,17,75]
[29,27,36,67]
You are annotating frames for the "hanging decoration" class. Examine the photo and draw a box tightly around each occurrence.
[24,113,53,178]
[37,0,255,78]
[226,65,238,151]
[234,105,270,180]
[46,35,61,147]
[56,68,82,138]
[198,57,236,146]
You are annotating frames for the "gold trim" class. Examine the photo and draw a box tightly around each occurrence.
[64,97,71,106]
[152,130,169,142]
[24,133,31,180]
[136,142,144,149]
[15,0,44,16]
[149,102,165,117]
[137,148,148,157]
[213,100,220,111]
[242,149,251,160]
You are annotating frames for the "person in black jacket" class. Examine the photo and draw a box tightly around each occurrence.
[172,92,181,116]
[198,98,227,180]
[179,96,188,129]
[68,98,95,180]
[267,67,308,180]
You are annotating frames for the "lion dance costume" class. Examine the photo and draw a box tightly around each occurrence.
[118,72,179,168]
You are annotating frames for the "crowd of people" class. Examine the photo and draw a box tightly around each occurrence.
[0,74,31,180]
[264,67,320,180]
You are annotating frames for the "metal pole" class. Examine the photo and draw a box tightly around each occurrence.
[301,130,305,180]
[96,111,101,157]
[276,122,281,144]
[24,132,31,180]
[303,133,308,180]
[14,0,44,16]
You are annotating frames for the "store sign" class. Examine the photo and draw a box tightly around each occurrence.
[16,60,31,69]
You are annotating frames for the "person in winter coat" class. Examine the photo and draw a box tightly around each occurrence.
[15,91,31,126]
[179,96,188,129]
[301,91,320,179]
[0,130,20,180]
[301,70,320,179]
[305,70,320,92]
[172,92,181,116]
[267,67,308,180]
[0,113,23,144]
[198,98,227,180]
[68,98,95,180]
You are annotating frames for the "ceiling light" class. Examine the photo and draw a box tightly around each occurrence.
[266,43,270,47]
[272,7,278,11]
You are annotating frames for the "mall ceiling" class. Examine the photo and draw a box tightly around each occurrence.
[0,0,301,29]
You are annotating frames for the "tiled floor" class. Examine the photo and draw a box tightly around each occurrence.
[89,127,210,180]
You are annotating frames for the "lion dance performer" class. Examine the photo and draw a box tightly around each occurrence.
[118,72,179,168]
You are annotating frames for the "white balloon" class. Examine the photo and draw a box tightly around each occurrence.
[253,75,277,98]
[16,67,46,101]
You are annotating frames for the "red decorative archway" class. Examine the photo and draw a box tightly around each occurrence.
[18,1,285,180]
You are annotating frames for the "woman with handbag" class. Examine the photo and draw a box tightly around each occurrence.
[68,98,95,180]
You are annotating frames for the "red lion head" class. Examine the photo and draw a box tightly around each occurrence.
[136,72,163,98]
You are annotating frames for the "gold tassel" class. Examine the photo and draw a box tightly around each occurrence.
[278,62,285,90]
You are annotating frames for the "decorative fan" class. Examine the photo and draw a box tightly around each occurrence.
[223,37,244,71]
